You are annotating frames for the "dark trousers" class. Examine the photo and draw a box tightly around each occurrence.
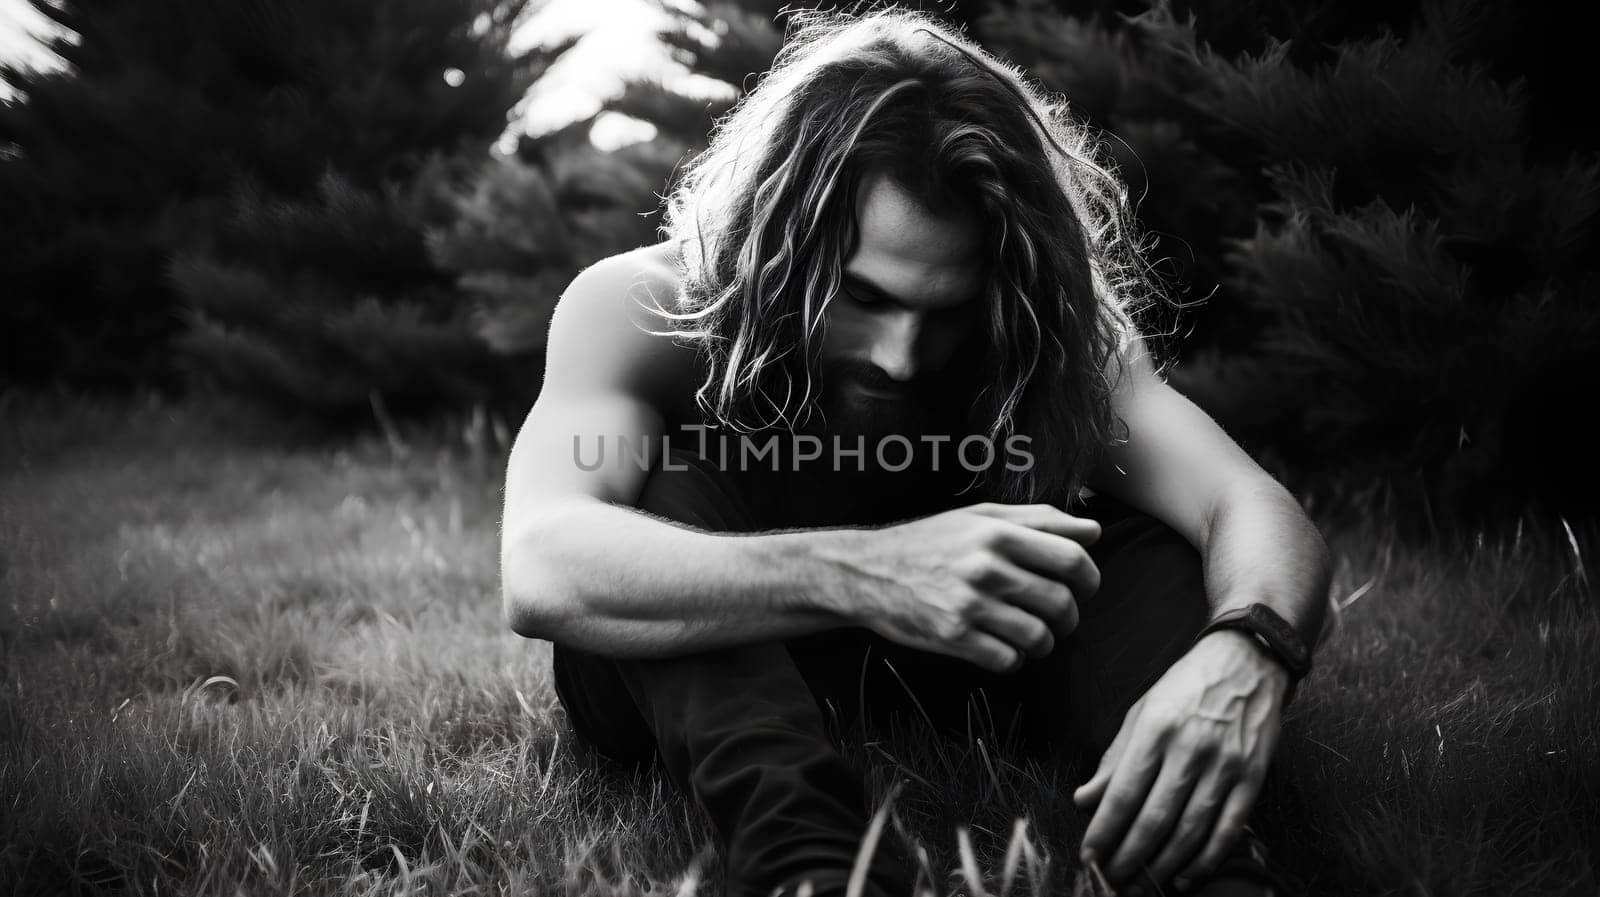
[551,449,1212,897]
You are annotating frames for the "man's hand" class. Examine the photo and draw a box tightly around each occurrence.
[1072,630,1290,892]
[816,503,1102,673]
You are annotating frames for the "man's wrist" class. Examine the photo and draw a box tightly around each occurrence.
[1196,602,1311,708]
[1198,628,1297,709]
[759,528,866,625]
[1198,603,1312,674]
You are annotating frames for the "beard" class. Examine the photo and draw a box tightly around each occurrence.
[795,350,980,476]
[814,359,929,442]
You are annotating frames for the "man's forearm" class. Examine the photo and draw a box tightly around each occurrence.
[1200,478,1332,650]
[502,499,850,657]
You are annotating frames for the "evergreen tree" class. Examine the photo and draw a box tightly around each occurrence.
[426,0,790,370]
[1,0,538,411]
[979,0,1600,523]
[432,0,983,376]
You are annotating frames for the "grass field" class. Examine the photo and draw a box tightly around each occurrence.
[2,395,1596,896]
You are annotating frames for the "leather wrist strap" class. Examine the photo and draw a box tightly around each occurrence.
[1196,602,1312,708]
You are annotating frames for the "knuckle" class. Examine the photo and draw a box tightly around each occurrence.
[1180,726,1220,756]
[950,550,986,583]
[1029,615,1051,640]
[1059,539,1087,566]
[1142,712,1180,741]
[1081,558,1103,595]
[959,546,1004,585]
[1059,547,1096,590]
[942,583,978,612]
[1057,588,1080,629]
[976,519,1011,550]
[989,646,1020,673]
[960,509,1002,534]
[1026,620,1053,654]
[978,557,1012,591]
[1048,581,1074,609]
[1171,726,1206,756]
[932,612,971,642]
[1059,536,1094,569]
[955,592,986,623]
[958,640,984,664]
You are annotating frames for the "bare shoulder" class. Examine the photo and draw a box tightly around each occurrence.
[544,241,701,420]
[554,241,686,340]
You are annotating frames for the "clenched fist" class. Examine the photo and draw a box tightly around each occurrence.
[811,502,1102,673]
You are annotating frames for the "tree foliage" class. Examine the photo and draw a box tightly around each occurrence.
[1,0,538,416]
[433,0,980,372]
[981,0,1600,523]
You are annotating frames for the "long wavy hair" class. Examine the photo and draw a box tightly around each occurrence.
[649,6,1164,506]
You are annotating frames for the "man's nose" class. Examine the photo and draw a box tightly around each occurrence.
[868,311,923,382]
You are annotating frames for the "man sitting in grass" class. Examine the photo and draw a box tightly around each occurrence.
[500,8,1330,897]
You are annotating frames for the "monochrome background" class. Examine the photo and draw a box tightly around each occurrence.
[3,0,1595,893]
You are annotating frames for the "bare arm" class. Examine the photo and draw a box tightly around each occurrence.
[501,251,1101,667]
[504,480,850,656]
[510,492,1102,663]
[1075,331,1333,890]
[499,253,845,655]
[1088,334,1331,647]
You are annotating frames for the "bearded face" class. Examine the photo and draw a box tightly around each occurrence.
[800,168,987,462]
[805,341,981,449]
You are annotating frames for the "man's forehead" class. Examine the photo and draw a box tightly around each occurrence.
[854,171,983,259]
[846,171,984,309]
